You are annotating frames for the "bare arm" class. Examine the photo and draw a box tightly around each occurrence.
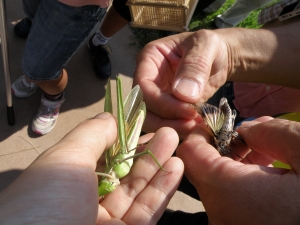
[133,17,300,137]
[221,19,300,88]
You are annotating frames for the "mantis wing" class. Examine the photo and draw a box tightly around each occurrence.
[104,76,146,170]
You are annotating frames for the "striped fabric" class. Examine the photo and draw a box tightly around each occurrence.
[233,82,300,118]
[257,0,299,25]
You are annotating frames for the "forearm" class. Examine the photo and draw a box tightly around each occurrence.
[217,21,300,89]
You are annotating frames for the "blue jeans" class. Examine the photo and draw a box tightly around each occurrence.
[22,0,106,81]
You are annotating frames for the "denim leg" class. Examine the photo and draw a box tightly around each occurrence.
[22,0,41,19]
[22,0,106,81]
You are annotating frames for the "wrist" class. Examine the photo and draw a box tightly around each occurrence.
[216,28,277,83]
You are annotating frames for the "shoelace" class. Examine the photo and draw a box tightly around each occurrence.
[38,104,59,119]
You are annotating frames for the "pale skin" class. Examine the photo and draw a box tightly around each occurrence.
[177,117,300,224]
[1,116,300,224]
[132,16,300,224]
[133,18,300,138]
[0,113,184,225]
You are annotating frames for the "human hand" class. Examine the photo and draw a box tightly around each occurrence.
[0,113,183,225]
[133,30,230,138]
[177,117,300,225]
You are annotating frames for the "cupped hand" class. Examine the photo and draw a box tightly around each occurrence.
[0,112,184,225]
[133,30,230,138]
[177,117,300,225]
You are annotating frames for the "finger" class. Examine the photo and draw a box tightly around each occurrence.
[232,116,274,161]
[143,110,202,139]
[241,150,275,166]
[180,123,224,168]
[138,132,154,145]
[134,38,198,120]
[37,112,117,169]
[100,127,179,219]
[172,30,228,103]
[238,116,273,127]
[142,84,198,120]
[237,118,300,172]
[123,157,184,225]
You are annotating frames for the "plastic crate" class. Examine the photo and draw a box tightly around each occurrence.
[127,0,199,32]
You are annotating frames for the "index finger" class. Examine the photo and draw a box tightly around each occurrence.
[134,34,198,120]
[237,118,300,171]
[143,109,202,139]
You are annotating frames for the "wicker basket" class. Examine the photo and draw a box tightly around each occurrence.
[129,0,187,6]
[127,0,199,32]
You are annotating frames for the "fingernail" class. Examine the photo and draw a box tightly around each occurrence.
[175,78,201,97]
[96,112,111,119]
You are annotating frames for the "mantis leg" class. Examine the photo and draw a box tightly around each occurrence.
[126,140,150,153]
[117,150,169,172]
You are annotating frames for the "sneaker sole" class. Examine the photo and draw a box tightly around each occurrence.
[31,119,57,135]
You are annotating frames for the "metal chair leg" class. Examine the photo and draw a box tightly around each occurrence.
[0,0,15,125]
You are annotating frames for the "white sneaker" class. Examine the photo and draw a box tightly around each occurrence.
[31,93,65,135]
[12,75,38,98]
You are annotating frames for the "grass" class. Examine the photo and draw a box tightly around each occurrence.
[130,0,279,48]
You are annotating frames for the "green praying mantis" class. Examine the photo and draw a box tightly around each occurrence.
[96,76,166,197]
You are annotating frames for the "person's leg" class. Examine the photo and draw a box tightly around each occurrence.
[98,5,129,41]
[30,69,68,96]
[22,0,105,83]
[14,0,40,38]
[89,0,131,79]
[21,0,40,19]
[13,0,106,134]
[215,0,273,28]
[203,0,226,13]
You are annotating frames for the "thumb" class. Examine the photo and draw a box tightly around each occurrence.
[172,30,229,103]
[237,118,300,172]
[176,123,223,187]
[37,112,118,169]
